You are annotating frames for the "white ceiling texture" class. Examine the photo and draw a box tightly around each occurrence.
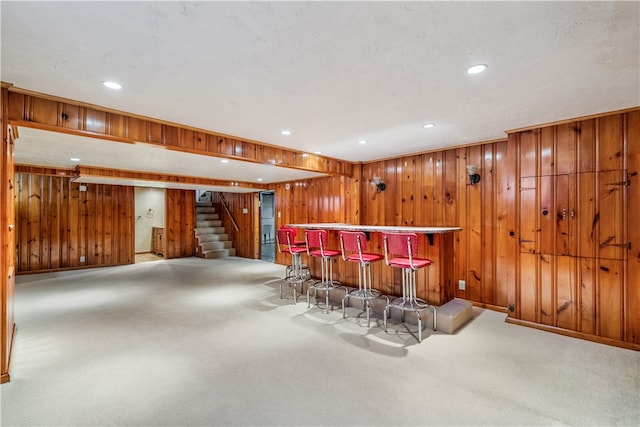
[1,1,639,190]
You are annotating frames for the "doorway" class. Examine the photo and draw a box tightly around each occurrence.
[260,191,275,262]
[134,187,166,263]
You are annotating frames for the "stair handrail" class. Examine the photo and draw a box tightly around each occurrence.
[212,191,240,232]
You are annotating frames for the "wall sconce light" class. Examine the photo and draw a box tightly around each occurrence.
[466,165,481,186]
[372,176,386,192]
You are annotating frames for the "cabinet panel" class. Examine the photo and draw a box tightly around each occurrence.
[520,175,569,256]
[520,253,538,322]
[539,176,554,255]
[597,170,627,260]
[555,175,571,255]
[577,172,597,259]
[152,227,164,256]
[579,257,596,335]
[598,258,624,340]
[520,176,537,254]
[540,253,553,325]
[556,255,577,330]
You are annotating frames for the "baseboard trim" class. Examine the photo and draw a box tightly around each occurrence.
[471,302,509,313]
[506,318,640,351]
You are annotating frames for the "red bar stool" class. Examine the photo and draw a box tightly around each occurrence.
[305,229,344,313]
[279,226,310,280]
[276,228,310,304]
[339,231,387,327]
[382,232,436,342]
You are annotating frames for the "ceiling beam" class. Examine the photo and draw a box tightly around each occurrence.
[5,84,355,177]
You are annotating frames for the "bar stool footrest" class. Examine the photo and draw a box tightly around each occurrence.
[348,288,382,300]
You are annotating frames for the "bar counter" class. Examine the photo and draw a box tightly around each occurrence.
[285,223,461,305]
[286,223,461,234]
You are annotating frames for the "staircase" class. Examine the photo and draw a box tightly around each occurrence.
[195,201,236,259]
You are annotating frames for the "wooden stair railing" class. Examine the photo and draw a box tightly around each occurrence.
[213,192,240,232]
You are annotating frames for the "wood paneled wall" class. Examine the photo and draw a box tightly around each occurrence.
[1,85,16,384]
[164,189,196,259]
[271,109,640,348]
[214,192,260,259]
[15,174,135,272]
[510,112,640,345]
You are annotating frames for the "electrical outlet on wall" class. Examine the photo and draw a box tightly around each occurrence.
[80,256,86,263]
[458,280,466,290]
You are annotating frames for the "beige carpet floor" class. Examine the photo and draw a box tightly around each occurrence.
[1,256,638,426]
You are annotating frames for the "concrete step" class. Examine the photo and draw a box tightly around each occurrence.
[196,213,219,221]
[436,298,473,334]
[194,226,226,235]
[196,233,229,243]
[196,220,223,227]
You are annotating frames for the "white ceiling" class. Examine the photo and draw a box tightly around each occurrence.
[1,1,639,188]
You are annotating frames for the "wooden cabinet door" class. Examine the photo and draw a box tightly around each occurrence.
[598,170,628,260]
[519,176,537,254]
[519,174,570,256]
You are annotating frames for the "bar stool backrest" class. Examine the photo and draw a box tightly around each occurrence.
[339,231,368,263]
[305,229,328,257]
[276,228,295,253]
[279,225,305,246]
[382,232,418,265]
[280,225,297,237]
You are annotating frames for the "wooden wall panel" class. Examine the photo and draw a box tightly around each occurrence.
[214,192,259,259]
[164,189,195,259]
[15,174,134,272]
[262,107,639,348]
[506,110,637,349]
[626,110,640,344]
[1,85,16,383]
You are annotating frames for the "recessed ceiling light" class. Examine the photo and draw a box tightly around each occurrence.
[220,159,229,163]
[102,81,122,90]
[257,178,263,182]
[69,157,80,162]
[359,140,368,144]
[467,64,487,75]
[423,123,436,129]
[281,129,292,136]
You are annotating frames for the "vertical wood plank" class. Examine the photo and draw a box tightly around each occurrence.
[481,145,495,304]
[467,145,483,302]
[625,110,640,343]
[520,253,538,322]
[556,255,577,330]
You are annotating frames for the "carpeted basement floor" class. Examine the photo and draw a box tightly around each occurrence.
[1,257,639,426]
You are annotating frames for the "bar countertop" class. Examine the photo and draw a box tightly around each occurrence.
[285,223,461,234]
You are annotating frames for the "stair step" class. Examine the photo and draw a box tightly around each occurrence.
[200,241,233,251]
[196,207,217,214]
[200,248,236,259]
[197,233,229,242]
[196,220,223,227]
[436,298,473,334]
[196,213,219,220]
[195,226,226,235]
[194,194,235,260]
